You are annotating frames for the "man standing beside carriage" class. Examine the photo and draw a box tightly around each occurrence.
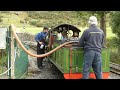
[79,16,105,79]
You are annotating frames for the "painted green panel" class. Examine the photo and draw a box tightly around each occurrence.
[56,49,61,68]
[52,52,56,62]
[70,48,110,73]
[71,48,84,73]
[14,42,28,79]
[63,48,70,73]
[56,48,64,72]
[59,48,64,70]
[49,43,65,72]
[77,49,84,72]
[48,42,110,74]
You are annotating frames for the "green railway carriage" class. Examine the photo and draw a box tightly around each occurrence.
[48,24,110,79]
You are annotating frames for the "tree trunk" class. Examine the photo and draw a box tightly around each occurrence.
[100,12,106,45]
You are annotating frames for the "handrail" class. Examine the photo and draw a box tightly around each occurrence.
[11,24,79,58]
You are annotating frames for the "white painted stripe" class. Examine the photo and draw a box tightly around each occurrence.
[89,32,102,34]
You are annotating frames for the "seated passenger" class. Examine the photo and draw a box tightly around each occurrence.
[56,27,62,40]
[69,32,79,41]
[57,31,62,40]
[61,31,68,41]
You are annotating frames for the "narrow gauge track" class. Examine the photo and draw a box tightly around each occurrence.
[110,62,120,76]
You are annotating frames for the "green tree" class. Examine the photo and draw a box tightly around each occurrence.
[111,11,120,46]
[109,12,120,57]
[76,11,92,27]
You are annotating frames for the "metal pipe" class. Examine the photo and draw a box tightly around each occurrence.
[11,24,79,58]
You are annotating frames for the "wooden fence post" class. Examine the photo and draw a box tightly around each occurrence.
[10,26,15,79]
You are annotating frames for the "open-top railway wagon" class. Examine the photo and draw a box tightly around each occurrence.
[47,24,110,79]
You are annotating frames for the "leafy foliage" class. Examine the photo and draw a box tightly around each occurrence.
[111,11,120,40]
[29,19,38,26]
[20,20,24,24]
[27,11,94,27]
[0,16,3,22]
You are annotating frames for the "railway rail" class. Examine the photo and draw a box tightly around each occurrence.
[110,62,120,76]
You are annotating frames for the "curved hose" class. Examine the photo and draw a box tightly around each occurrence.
[11,24,79,58]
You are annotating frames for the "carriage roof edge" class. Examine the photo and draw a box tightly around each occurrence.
[49,24,81,33]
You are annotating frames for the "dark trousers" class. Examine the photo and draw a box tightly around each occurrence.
[82,50,102,79]
[37,43,45,68]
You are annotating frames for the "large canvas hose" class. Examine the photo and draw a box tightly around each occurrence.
[11,24,79,58]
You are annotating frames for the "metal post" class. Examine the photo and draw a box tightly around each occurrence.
[8,26,11,79]
[6,28,9,76]
[1,49,3,73]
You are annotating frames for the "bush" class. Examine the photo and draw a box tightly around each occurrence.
[0,16,3,22]
[1,11,10,13]
[0,50,7,68]
[0,56,7,67]
[110,51,120,64]
[107,36,120,64]
[25,17,30,21]
[35,20,52,27]
[26,11,89,27]
[106,37,119,48]
[36,21,43,27]
[24,17,30,24]
[20,20,24,24]
[29,19,38,26]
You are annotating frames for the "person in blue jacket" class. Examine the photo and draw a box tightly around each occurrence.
[79,16,105,79]
[35,27,49,69]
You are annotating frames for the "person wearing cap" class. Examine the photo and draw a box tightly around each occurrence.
[35,26,49,69]
[79,16,105,79]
